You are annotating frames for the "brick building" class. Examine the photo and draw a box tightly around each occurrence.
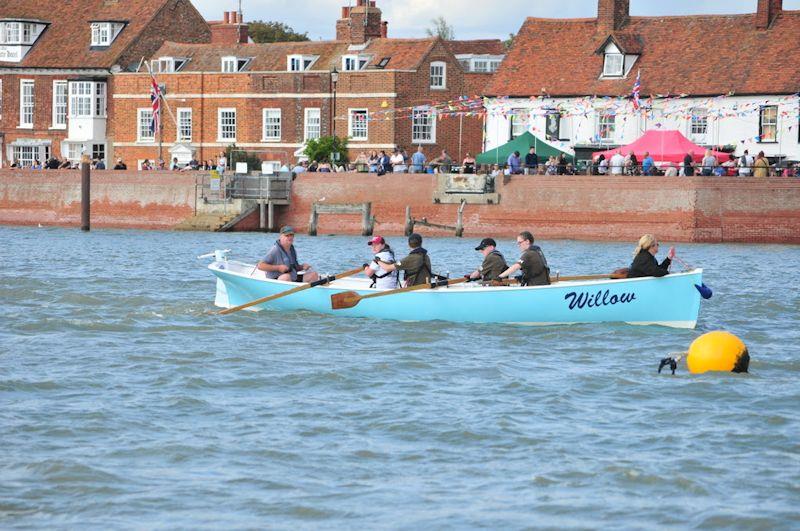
[0,0,210,168]
[484,0,800,164]
[110,1,505,169]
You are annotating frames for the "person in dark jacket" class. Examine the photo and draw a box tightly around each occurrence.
[379,233,431,286]
[466,238,508,282]
[627,234,675,278]
[497,231,550,286]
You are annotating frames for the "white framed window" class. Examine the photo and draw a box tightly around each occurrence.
[262,108,281,142]
[94,82,106,117]
[603,53,624,77]
[304,108,321,140]
[412,108,436,144]
[92,144,105,164]
[288,54,317,72]
[19,79,34,128]
[12,145,36,166]
[473,60,489,73]
[69,82,92,118]
[177,108,192,142]
[3,22,21,44]
[348,109,368,141]
[91,23,111,46]
[597,112,616,142]
[430,61,446,89]
[218,108,237,141]
[52,80,68,128]
[0,22,41,45]
[759,106,778,142]
[690,108,708,140]
[488,60,501,72]
[66,143,83,162]
[156,57,175,73]
[137,109,155,142]
[342,55,369,71]
[509,109,528,140]
[221,56,237,73]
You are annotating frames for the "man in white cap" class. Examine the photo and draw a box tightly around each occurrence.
[257,226,319,283]
[363,236,399,289]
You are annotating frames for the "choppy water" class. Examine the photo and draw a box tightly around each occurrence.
[1,226,798,529]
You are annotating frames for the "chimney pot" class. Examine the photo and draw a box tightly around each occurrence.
[756,0,782,29]
[223,11,230,24]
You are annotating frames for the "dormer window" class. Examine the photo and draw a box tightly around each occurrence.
[455,54,504,73]
[287,54,317,72]
[90,22,123,47]
[152,56,188,73]
[603,53,624,77]
[221,56,250,73]
[0,21,44,45]
[342,54,369,71]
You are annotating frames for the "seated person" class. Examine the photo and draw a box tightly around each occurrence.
[627,234,674,278]
[257,226,319,283]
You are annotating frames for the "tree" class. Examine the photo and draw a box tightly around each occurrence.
[426,16,455,41]
[504,33,515,50]
[248,21,309,43]
[304,136,349,165]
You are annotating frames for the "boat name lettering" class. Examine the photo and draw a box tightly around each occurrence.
[564,289,636,310]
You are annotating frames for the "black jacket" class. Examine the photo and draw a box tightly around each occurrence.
[628,250,671,278]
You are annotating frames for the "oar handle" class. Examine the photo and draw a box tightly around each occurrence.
[357,276,468,302]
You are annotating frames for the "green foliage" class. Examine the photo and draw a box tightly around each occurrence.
[304,136,349,164]
[426,16,455,41]
[504,33,515,50]
[225,144,262,173]
[248,20,309,43]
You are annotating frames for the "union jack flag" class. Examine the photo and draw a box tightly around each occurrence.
[632,70,641,110]
[150,76,162,134]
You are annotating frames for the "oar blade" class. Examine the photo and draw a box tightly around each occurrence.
[330,291,361,310]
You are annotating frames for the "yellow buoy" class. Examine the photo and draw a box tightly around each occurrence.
[686,331,750,374]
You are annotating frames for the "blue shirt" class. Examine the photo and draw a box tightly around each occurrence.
[411,152,426,169]
[642,156,655,174]
[507,154,521,171]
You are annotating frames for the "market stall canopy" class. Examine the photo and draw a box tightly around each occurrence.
[477,132,575,165]
[593,130,728,164]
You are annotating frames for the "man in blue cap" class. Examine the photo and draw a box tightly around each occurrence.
[257,226,320,283]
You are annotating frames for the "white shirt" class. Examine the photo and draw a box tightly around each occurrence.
[739,155,754,175]
[610,153,625,175]
[368,249,399,289]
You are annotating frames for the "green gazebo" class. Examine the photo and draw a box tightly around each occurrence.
[476,132,575,166]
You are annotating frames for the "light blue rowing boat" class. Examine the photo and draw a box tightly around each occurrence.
[206,252,704,328]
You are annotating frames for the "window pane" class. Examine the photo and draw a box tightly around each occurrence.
[760,106,777,142]
[138,109,154,141]
[219,110,236,140]
[598,113,615,141]
[349,110,368,140]
[603,54,623,76]
[430,63,445,88]
[263,109,281,140]
[53,81,68,126]
[412,109,434,143]
[305,108,320,140]
[20,80,34,127]
[178,109,192,141]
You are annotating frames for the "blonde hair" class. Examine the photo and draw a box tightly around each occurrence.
[633,234,657,257]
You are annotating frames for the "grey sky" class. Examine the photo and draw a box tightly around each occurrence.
[190,0,800,41]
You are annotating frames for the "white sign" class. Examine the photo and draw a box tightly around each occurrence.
[0,46,23,62]
[235,162,248,174]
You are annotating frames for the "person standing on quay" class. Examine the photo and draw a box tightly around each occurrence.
[753,151,770,178]
[411,146,426,173]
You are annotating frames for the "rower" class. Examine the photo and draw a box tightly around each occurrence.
[257,226,320,283]
[466,238,508,283]
[497,231,550,286]
[627,234,675,278]
[378,233,432,287]
[364,236,400,289]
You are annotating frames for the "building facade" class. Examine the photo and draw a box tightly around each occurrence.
[484,0,800,164]
[110,1,504,169]
[0,0,210,168]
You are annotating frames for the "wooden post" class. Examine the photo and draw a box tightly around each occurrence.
[308,204,318,236]
[259,201,266,230]
[404,206,413,236]
[455,199,465,238]
[268,201,275,231]
[80,154,91,232]
[361,202,373,236]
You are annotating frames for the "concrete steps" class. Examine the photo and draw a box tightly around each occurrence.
[174,213,236,232]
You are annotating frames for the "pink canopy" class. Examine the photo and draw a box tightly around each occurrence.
[593,130,729,164]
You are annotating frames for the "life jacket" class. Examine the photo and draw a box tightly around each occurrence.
[481,249,506,280]
[369,246,399,287]
[520,245,550,286]
[404,247,432,285]
[272,240,300,279]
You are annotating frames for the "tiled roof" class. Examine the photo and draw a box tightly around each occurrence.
[0,0,184,68]
[486,11,800,97]
[154,37,439,71]
[445,40,506,56]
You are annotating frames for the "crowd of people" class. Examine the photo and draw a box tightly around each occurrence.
[593,149,797,177]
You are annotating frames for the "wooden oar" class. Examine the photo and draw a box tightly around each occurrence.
[331,277,469,310]
[219,267,363,315]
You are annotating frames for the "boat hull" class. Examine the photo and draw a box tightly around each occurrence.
[209,259,703,329]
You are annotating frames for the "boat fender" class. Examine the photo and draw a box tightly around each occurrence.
[694,283,713,299]
[686,331,749,374]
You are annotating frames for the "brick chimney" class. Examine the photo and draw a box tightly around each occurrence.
[756,0,782,29]
[211,10,249,44]
[381,21,388,38]
[597,0,630,33]
[336,0,383,43]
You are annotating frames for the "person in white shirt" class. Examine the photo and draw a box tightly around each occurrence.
[363,236,400,289]
[738,149,754,176]
[610,152,625,175]
[664,163,678,177]
[216,152,227,174]
[390,150,407,173]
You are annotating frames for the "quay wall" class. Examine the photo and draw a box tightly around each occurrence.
[1,169,799,243]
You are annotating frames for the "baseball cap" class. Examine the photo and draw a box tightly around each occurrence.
[475,237,496,251]
[367,236,385,246]
[279,225,295,235]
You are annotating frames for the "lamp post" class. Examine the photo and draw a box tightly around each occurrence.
[330,67,339,137]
